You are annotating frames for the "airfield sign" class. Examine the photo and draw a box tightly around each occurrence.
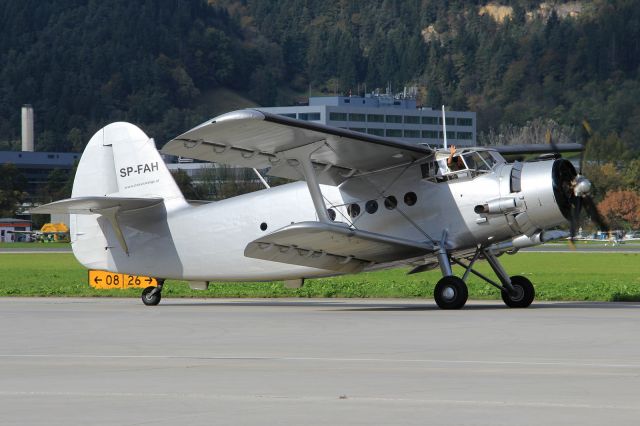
[89,270,157,290]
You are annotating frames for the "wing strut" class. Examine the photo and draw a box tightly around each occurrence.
[281,141,332,223]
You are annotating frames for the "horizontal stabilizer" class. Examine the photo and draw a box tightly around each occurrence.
[31,196,163,215]
[32,196,163,256]
[245,221,434,273]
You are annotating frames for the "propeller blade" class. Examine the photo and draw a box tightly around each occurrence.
[546,128,559,155]
[582,195,608,233]
[579,120,593,175]
[569,196,582,243]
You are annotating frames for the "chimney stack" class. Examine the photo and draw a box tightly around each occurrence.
[21,104,34,152]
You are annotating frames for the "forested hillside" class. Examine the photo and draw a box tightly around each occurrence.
[0,0,255,150]
[1,0,639,158]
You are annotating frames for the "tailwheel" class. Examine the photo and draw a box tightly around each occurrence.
[434,276,468,310]
[141,281,163,306]
[501,275,535,308]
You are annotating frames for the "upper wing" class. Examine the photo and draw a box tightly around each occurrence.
[161,109,433,185]
[493,143,583,155]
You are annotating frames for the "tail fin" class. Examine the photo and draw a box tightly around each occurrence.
[36,122,187,269]
[73,122,185,207]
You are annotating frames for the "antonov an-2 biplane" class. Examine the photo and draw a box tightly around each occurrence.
[34,109,596,309]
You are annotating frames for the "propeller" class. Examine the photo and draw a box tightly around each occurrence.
[566,120,608,246]
[544,128,562,159]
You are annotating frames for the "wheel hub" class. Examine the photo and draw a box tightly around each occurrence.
[442,286,455,301]
[509,285,524,302]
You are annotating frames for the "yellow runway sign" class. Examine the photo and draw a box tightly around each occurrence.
[89,270,157,290]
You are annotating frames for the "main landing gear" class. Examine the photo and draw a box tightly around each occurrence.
[434,246,535,310]
[141,279,164,306]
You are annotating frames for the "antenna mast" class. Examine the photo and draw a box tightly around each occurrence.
[442,105,448,149]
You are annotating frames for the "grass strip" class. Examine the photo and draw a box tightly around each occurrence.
[0,252,638,301]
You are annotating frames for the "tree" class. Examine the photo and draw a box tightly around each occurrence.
[597,190,640,230]
[170,169,202,200]
[582,162,624,201]
[0,164,27,217]
[40,168,71,203]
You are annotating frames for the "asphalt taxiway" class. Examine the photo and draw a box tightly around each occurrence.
[1,298,639,425]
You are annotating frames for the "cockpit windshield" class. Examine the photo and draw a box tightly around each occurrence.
[463,152,491,172]
[422,149,504,183]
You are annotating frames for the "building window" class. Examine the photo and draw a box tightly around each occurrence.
[404,130,420,138]
[344,99,350,103]
[439,131,456,140]
[404,115,420,124]
[329,112,348,121]
[386,129,402,137]
[457,117,473,126]
[386,115,402,123]
[367,114,384,123]
[422,130,439,139]
[349,113,366,122]
[279,113,296,119]
[367,128,384,136]
[439,117,455,126]
[299,112,320,121]
[422,116,438,125]
[457,132,473,140]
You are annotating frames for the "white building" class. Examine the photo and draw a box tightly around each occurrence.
[257,95,477,148]
[0,218,32,242]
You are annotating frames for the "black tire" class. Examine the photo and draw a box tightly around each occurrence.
[434,276,468,310]
[141,286,161,306]
[501,275,535,308]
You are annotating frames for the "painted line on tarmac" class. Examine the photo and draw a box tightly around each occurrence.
[1,353,639,369]
[0,390,638,411]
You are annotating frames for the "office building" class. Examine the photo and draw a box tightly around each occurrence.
[257,95,477,148]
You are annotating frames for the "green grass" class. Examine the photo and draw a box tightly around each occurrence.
[0,252,639,301]
[0,242,71,249]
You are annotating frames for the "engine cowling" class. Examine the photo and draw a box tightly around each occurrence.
[511,159,576,235]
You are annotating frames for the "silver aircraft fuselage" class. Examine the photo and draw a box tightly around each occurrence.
[72,151,568,281]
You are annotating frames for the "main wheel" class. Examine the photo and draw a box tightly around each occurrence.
[141,286,161,306]
[434,276,468,310]
[501,275,535,308]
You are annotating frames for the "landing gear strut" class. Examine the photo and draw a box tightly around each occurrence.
[450,247,535,308]
[141,279,164,306]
